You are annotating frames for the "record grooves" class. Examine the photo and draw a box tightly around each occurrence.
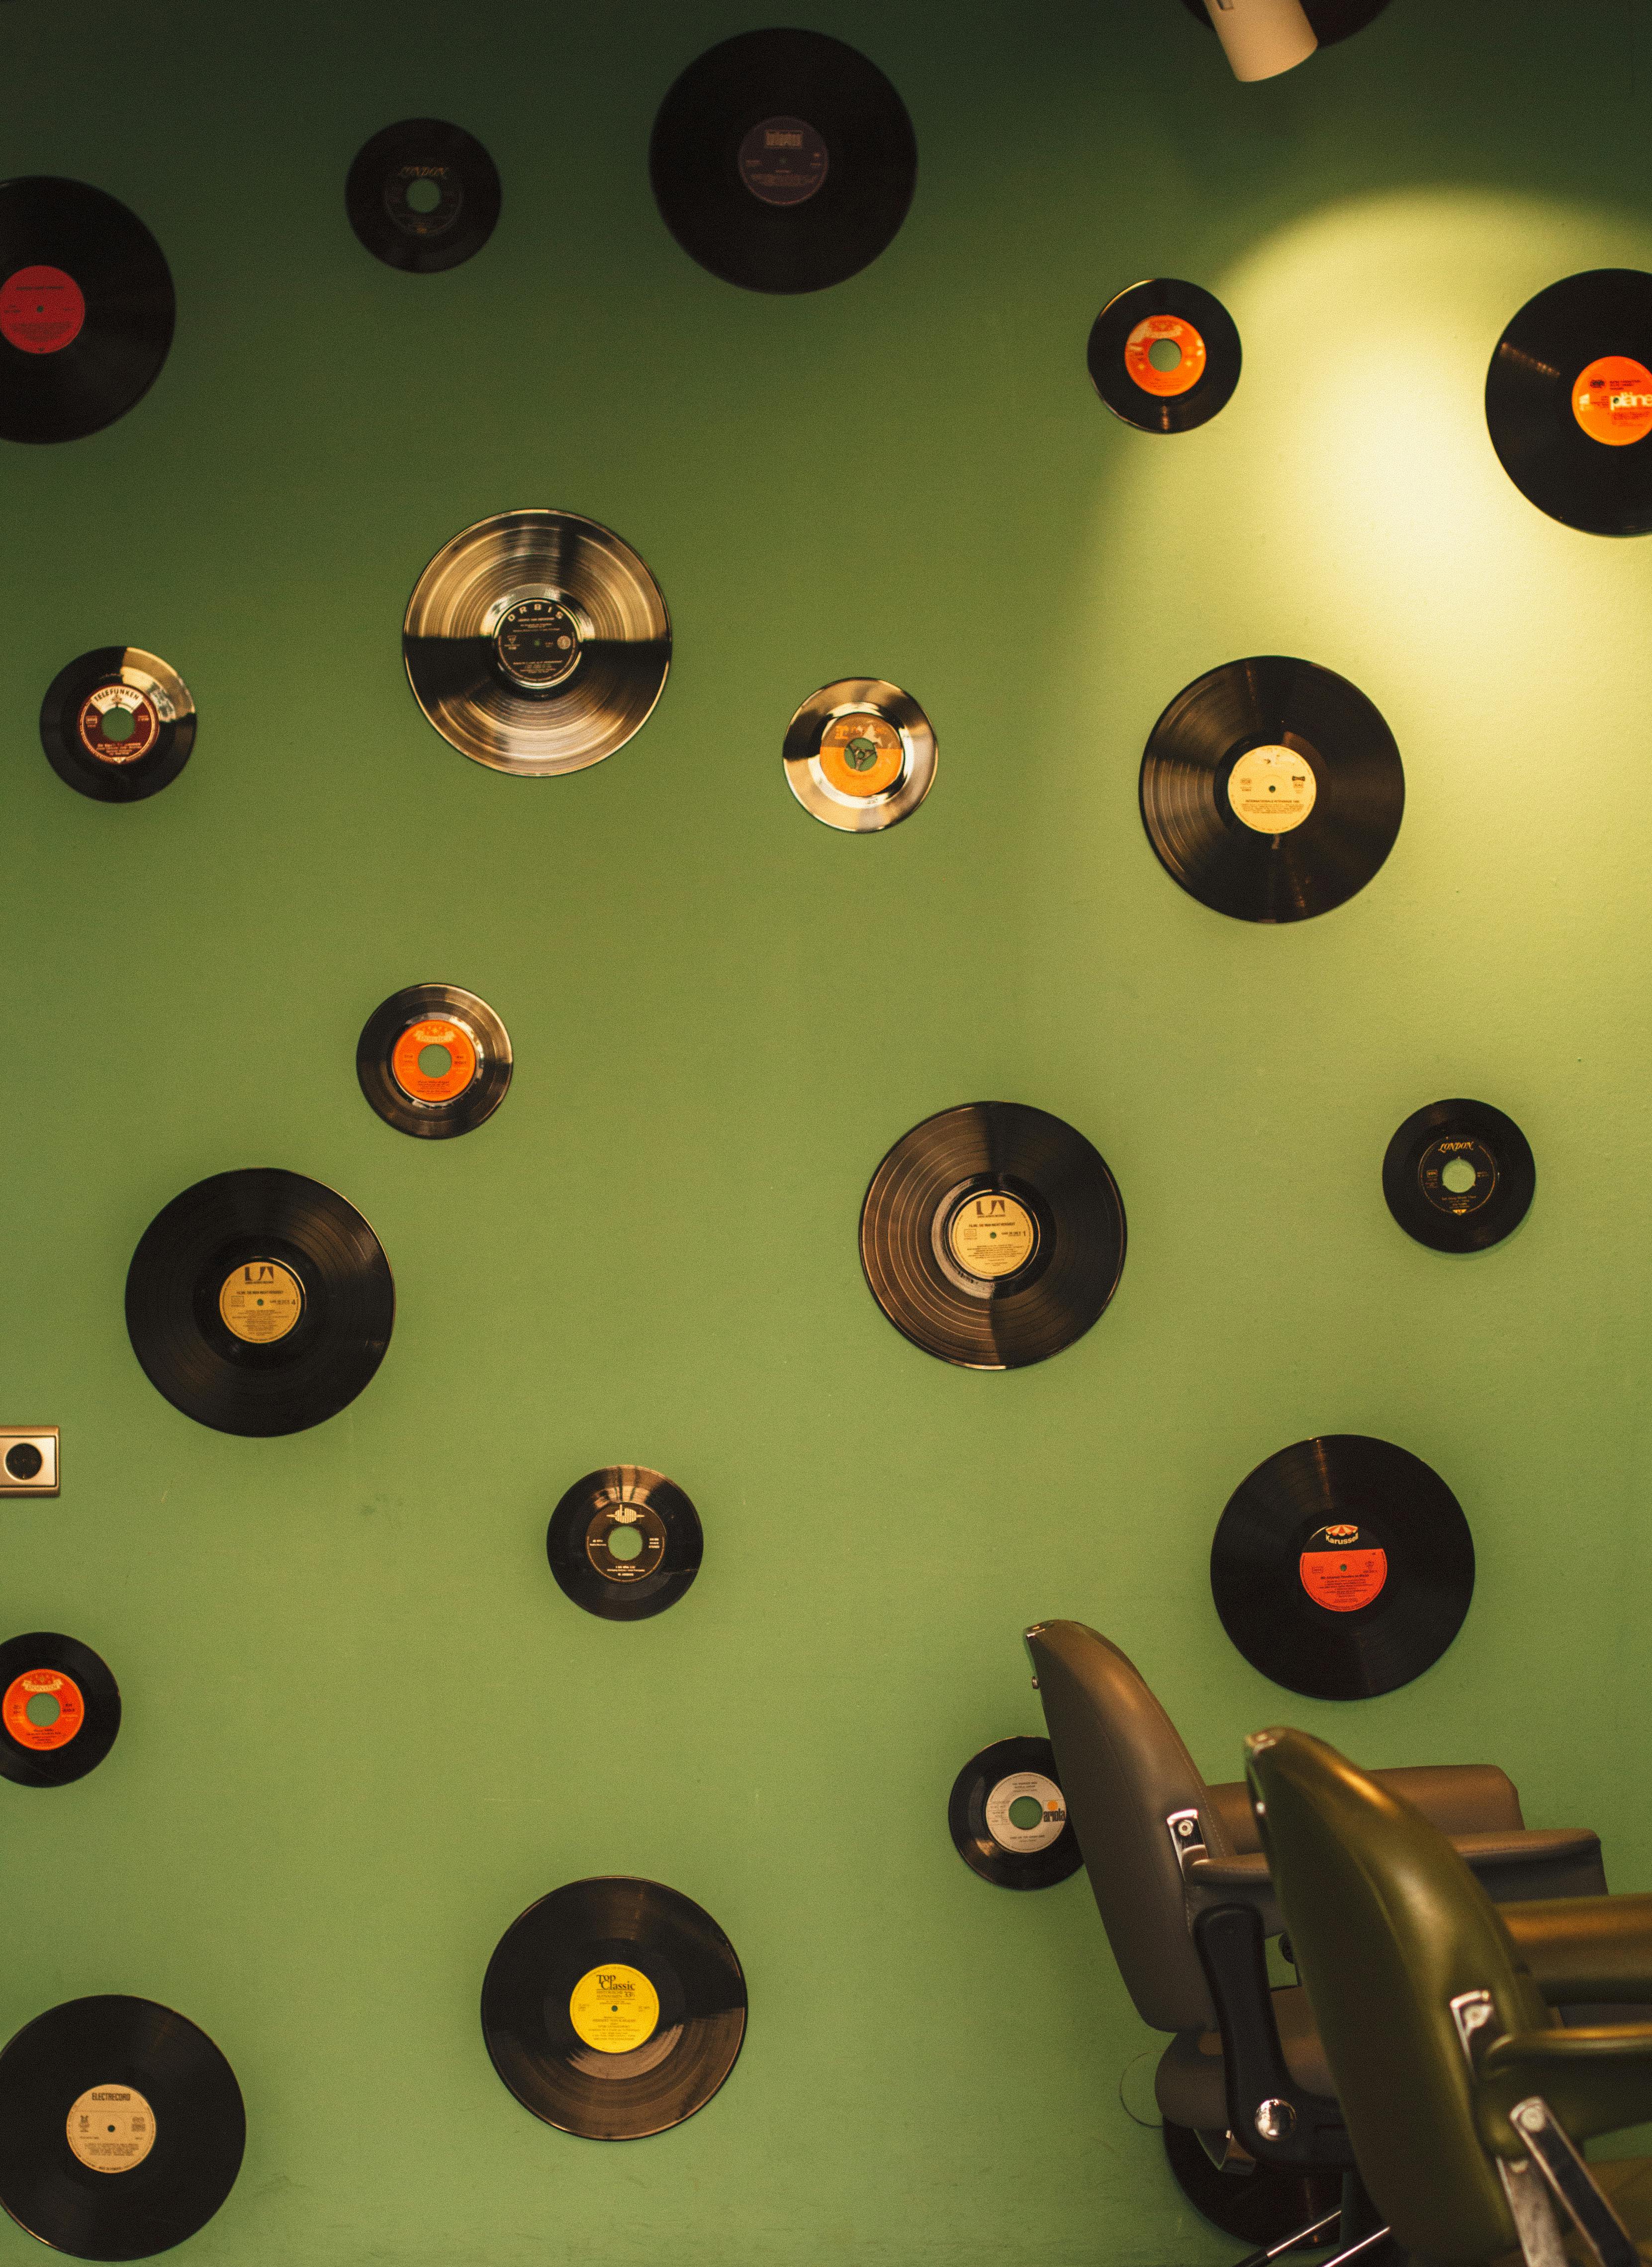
[1486,270,1652,535]
[0,1633,120,1789]
[547,1467,704,1622]
[0,178,174,444]
[948,1737,1079,1889]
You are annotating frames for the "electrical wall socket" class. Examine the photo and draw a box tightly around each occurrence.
[0,1430,59,1494]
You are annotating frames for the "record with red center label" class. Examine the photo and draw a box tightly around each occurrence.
[345,118,501,273]
[782,678,935,832]
[1487,270,1652,534]
[39,649,194,804]
[547,1466,703,1622]
[356,983,513,1138]
[0,179,174,444]
[948,1736,1080,1890]
[1087,278,1241,434]
[481,1878,745,2140]
[1382,1098,1536,1254]
[0,1633,120,1790]
[1209,1435,1474,1700]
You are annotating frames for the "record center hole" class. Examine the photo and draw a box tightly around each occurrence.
[100,708,136,743]
[1441,1157,1478,1194]
[1008,1794,1044,1831]
[418,1043,453,1079]
[404,177,442,213]
[606,1524,644,1563]
[24,1693,59,1729]
[1148,336,1183,373]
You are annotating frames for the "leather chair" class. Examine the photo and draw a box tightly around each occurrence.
[1246,1724,1652,2267]
[1023,1620,1609,2260]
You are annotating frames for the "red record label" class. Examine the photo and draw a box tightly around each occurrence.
[0,265,86,354]
[2,1669,85,1751]
[1299,1525,1387,1612]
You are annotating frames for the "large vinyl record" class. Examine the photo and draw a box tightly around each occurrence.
[649,30,917,294]
[1382,1098,1536,1255]
[403,510,670,775]
[0,1995,244,2260]
[345,118,501,273]
[481,1878,745,2140]
[1210,1435,1475,1700]
[1087,278,1241,434]
[1141,657,1403,923]
[948,1736,1080,1890]
[125,1170,393,1437]
[547,1466,703,1622]
[860,1103,1126,1370]
[1486,271,1652,535]
[39,648,194,804]
[356,982,512,1138]
[0,179,174,444]
[0,1633,120,1790]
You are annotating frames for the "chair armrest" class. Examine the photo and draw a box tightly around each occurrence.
[1503,1896,1652,2003]
[1184,1851,1282,1936]
[1477,2024,1652,2151]
[1455,1829,1607,1905]
[1369,1762,1523,1834]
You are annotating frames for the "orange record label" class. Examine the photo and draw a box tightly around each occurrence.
[219,1260,303,1344]
[1572,355,1652,447]
[0,264,86,354]
[391,1016,478,1103]
[3,1668,85,1751]
[817,713,905,799]
[1299,1525,1387,1613]
[1124,313,1207,399]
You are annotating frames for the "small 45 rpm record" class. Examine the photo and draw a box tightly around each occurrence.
[1210,1434,1475,1701]
[345,117,501,273]
[782,678,935,832]
[649,29,917,294]
[125,1169,393,1438]
[1177,0,1392,46]
[1088,279,1241,434]
[404,510,671,775]
[861,1102,1126,1370]
[1141,656,1403,923]
[39,648,194,804]
[482,1878,745,2141]
[0,1994,244,2260]
[1382,1097,1536,1254]
[0,179,174,444]
[356,983,512,1139]
[547,1466,703,1623]
[948,1736,1079,1890]
[1486,271,1652,536]
[0,1634,120,1790]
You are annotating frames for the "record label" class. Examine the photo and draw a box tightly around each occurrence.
[585,1500,668,1582]
[1125,313,1205,399]
[0,264,84,352]
[218,1261,303,1345]
[496,597,583,689]
[947,1192,1037,1280]
[1298,1525,1387,1612]
[2,1668,84,1752]
[78,683,159,764]
[1226,743,1316,834]
[738,117,828,205]
[390,1018,478,1103]
[817,711,904,798]
[982,1770,1066,1853]
[1572,355,1652,446]
[67,2085,155,2173]
[570,1966,660,2054]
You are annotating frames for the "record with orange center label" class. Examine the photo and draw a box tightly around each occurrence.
[1382,1097,1535,1254]
[948,1736,1080,1890]
[0,178,174,444]
[345,118,501,273]
[1210,1435,1474,1700]
[0,1633,119,1789]
[547,1466,703,1622]
[1088,279,1240,434]
[782,678,935,832]
[356,983,513,1138]
[39,649,195,804]
[1487,270,1652,534]
[481,1878,745,2140]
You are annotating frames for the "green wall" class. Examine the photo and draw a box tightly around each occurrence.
[5,2,1652,2260]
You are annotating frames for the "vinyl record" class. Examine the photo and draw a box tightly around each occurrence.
[861,1103,1126,1370]
[1141,656,1403,922]
[481,1878,745,2140]
[1210,1435,1475,1701]
[649,29,917,294]
[1176,0,1392,45]
[0,1995,244,2260]
[0,1634,120,1790]
[782,677,936,831]
[0,179,174,444]
[547,1466,703,1623]
[1486,270,1652,536]
[356,983,512,1139]
[124,1169,393,1438]
[1382,1097,1535,1254]
[345,117,501,273]
[39,649,194,804]
[948,1736,1079,1890]
[1088,279,1241,434]
[403,510,671,775]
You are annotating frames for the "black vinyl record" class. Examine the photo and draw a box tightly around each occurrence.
[649,29,917,294]
[948,1736,1079,1890]
[0,179,174,444]
[1210,1435,1475,1700]
[125,1169,393,1438]
[1141,656,1403,923]
[1486,270,1652,536]
[547,1466,703,1623]
[0,1633,120,1790]
[0,1995,244,2260]
[860,1102,1126,1371]
[345,118,501,273]
[1176,0,1392,45]
[356,983,512,1138]
[1382,1098,1535,1254]
[1088,279,1241,434]
[39,648,194,804]
[481,1878,745,2140]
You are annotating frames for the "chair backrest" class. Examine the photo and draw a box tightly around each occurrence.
[1247,1725,1551,2262]
[1025,1619,1238,2033]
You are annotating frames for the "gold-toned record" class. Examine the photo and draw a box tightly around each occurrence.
[782,678,935,832]
[403,510,671,776]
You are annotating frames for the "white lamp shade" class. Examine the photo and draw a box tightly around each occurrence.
[1203,0,1319,81]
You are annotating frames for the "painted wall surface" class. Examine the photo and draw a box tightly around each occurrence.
[5,2,1652,2261]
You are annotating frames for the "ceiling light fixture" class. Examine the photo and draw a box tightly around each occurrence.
[1203,0,1318,82]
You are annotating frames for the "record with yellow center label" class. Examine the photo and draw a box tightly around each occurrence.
[1381,1097,1535,1254]
[39,648,194,804]
[948,1736,1079,1890]
[356,983,513,1138]
[481,1878,745,2140]
[0,1632,120,1790]
[782,677,935,831]
[124,1170,393,1437]
[547,1466,703,1622]
[1486,271,1652,535]
[1087,278,1241,434]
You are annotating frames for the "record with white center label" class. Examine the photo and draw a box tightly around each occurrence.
[39,648,194,804]
[948,1736,1079,1889]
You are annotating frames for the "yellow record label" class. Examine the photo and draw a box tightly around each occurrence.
[569,1963,659,2054]
[1227,744,1316,835]
[948,1193,1036,1280]
[817,712,905,799]
[218,1259,304,1344]
[66,2085,156,2174]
